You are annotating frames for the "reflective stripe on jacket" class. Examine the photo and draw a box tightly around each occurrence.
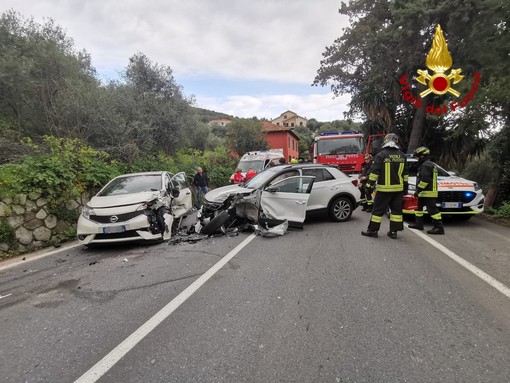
[368,148,409,192]
[417,160,438,198]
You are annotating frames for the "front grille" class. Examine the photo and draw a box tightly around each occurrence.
[94,230,143,240]
[438,191,476,204]
[90,211,144,224]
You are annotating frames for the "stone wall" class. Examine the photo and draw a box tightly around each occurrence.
[0,192,90,256]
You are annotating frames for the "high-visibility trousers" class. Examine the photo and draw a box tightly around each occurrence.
[415,197,442,221]
[368,191,404,232]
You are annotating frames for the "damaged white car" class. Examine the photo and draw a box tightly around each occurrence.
[198,164,361,235]
[77,171,192,245]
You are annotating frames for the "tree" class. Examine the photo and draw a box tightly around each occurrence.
[314,0,508,161]
[226,119,268,155]
[0,10,99,158]
[121,53,196,155]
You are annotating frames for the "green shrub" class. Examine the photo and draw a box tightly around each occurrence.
[0,219,16,246]
[55,226,77,242]
[492,202,510,219]
[8,136,119,206]
[48,204,80,223]
[0,137,238,207]
[485,202,510,219]
[0,164,20,198]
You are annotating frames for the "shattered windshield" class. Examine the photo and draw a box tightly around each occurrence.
[243,168,279,189]
[98,175,162,196]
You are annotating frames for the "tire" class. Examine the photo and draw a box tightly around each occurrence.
[329,196,354,222]
[201,210,231,235]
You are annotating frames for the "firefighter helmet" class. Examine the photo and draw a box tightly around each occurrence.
[413,146,430,157]
[381,133,399,148]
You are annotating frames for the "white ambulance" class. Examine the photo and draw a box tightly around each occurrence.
[229,149,284,183]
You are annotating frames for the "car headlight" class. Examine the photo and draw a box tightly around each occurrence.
[82,205,95,219]
[136,202,148,211]
[474,183,481,191]
[136,199,157,211]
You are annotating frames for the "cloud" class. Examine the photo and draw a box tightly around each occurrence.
[5,0,347,84]
[197,92,352,122]
[4,1,352,122]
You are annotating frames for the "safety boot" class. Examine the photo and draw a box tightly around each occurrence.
[427,221,445,235]
[365,205,372,213]
[387,231,398,239]
[361,203,367,211]
[361,229,378,238]
[408,216,424,230]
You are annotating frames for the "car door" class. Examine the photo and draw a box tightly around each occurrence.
[169,172,192,218]
[301,168,339,210]
[260,176,315,223]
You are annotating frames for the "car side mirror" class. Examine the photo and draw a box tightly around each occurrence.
[265,186,278,193]
[171,188,180,198]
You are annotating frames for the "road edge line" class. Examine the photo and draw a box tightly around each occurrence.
[405,224,510,299]
[0,242,81,272]
[73,233,257,383]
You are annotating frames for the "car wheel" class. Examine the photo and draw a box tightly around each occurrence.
[201,210,231,235]
[329,196,353,222]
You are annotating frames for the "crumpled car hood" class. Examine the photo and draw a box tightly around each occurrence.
[87,191,160,208]
[205,184,253,203]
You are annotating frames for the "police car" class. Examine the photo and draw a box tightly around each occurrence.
[404,157,484,220]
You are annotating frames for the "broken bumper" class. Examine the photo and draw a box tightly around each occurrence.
[77,214,162,245]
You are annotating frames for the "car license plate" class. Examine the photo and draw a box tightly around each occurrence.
[442,202,462,208]
[103,225,126,234]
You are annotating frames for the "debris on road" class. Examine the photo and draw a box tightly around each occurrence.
[166,195,291,244]
[255,219,288,237]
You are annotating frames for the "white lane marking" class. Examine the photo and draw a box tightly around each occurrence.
[405,224,510,299]
[0,242,81,272]
[74,233,257,383]
[0,293,12,299]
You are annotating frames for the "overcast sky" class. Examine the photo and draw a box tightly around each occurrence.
[4,0,351,122]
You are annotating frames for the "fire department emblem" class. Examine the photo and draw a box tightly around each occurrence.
[416,24,463,98]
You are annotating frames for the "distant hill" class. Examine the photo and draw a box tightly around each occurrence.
[193,107,235,124]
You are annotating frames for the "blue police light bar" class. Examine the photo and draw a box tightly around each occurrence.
[341,130,362,135]
[319,131,340,136]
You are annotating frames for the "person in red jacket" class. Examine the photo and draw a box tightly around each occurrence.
[245,168,257,181]
[233,168,245,184]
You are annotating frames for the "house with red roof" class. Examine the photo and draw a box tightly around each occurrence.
[262,121,300,162]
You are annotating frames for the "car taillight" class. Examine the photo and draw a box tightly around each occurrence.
[351,179,358,187]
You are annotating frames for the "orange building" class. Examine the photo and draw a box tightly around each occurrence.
[262,121,300,162]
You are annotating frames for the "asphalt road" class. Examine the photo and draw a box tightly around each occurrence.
[0,211,509,383]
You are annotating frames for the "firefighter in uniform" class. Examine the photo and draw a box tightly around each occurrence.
[408,146,445,234]
[358,154,373,212]
[361,133,408,239]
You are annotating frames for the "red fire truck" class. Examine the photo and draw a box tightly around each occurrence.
[311,131,385,174]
